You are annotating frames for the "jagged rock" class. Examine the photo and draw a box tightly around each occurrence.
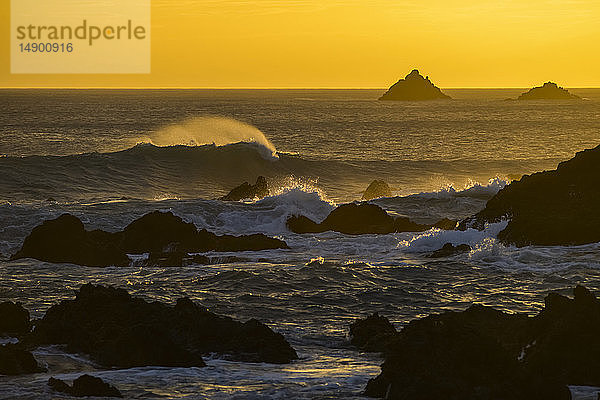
[287,203,452,235]
[458,145,600,246]
[12,211,288,267]
[517,82,580,100]
[48,375,122,398]
[349,313,397,353]
[220,176,269,201]
[0,344,45,375]
[429,243,471,258]
[379,69,451,101]
[362,180,392,200]
[0,302,31,337]
[30,284,297,368]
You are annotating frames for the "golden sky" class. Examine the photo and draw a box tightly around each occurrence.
[1,0,599,88]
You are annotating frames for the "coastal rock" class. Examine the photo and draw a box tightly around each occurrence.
[458,145,600,246]
[0,302,31,337]
[362,180,392,200]
[428,243,471,258]
[12,211,288,267]
[379,69,451,101]
[48,375,122,398]
[287,203,450,235]
[349,313,397,353]
[220,176,269,201]
[30,284,297,368]
[517,82,580,100]
[0,344,45,375]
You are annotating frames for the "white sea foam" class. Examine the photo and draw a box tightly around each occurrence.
[407,177,508,200]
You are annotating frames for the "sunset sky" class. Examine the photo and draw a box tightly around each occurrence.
[1,0,599,88]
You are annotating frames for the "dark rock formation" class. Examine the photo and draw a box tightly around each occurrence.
[459,145,600,246]
[379,69,451,101]
[287,203,452,235]
[429,243,471,258]
[30,284,297,368]
[362,180,392,200]
[517,82,580,100]
[220,176,269,201]
[12,211,288,267]
[349,313,397,353]
[432,218,457,230]
[0,344,44,375]
[363,286,600,399]
[0,301,31,337]
[48,375,122,398]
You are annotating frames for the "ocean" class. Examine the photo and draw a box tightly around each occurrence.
[2,88,600,399]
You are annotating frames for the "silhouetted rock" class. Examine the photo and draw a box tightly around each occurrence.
[429,243,471,258]
[49,375,122,398]
[517,82,580,100]
[220,176,269,201]
[379,69,451,101]
[362,180,392,200]
[0,302,30,337]
[12,211,288,267]
[432,218,457,230]
[0,344,44,375]
[287,203,452,235]
[363,286,600,399]
[349,313,397,353]
[30,284,297,368]
[458,145,600,246]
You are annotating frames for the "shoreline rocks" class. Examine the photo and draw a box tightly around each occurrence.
[48,375,122,398]
[0,302,31,337]
[517,82,580,100]
[362,180,392,201]
[379,69,451,101]
[12,211,288,267]
[0,344,45,375]
[220,176,269,201]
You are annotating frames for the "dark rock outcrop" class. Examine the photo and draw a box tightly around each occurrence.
[0,344,44,375]
[362,180,392,200]
[459,145,600,246]
[429,243,471,258]
[379,69,451,101]
[287,203,452,235]
[363,286,600,399]
[30,284,297,368]
[517,82,580,100]
[48,375,122,398]
[12,211,288,267]
[0,302,31,337]
[220,176,269,201]
[349,313,397,353]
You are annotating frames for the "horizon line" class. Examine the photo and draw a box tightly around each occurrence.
[3,86,600,90]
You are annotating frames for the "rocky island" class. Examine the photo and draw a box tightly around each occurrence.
[517,82,580,100]
[379,69,451,101]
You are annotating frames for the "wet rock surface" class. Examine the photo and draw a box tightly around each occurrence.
[362,180,392,200]
[48,374,123,398]
[220,176,269,201]
[0,344,45,375]
[429,243,471,258]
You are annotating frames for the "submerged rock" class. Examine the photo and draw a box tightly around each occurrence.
[363,286,600,399]
[379,69,451,101]
[220,176,269,201]
[362,180,392,200]
[517,82,580,100]
[287,203,452,235]
[12,211,288,267]
[459,145,600,246]
[0,344,45,375]
[429,243,471,258]
[349,313,397,353]
[0,302,31,337]
[48,375,122,398]
[30,284,297,368]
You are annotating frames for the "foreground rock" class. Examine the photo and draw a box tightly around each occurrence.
[379,69,451,101]
[0,344,44,375]
[362,180,392,200]
[220,176,269,201]
[429,243,471,258]
[49,375,122,398]
[12,211,288,267]
[517,82,580,100]
[0,302,31,337]
[287,203,453,235]
[459,145,600,246]
[30,284,297,368]
[349,313,397,353]
[362,286,600,399]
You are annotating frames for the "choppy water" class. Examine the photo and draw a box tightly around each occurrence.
[1,89,600,399]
